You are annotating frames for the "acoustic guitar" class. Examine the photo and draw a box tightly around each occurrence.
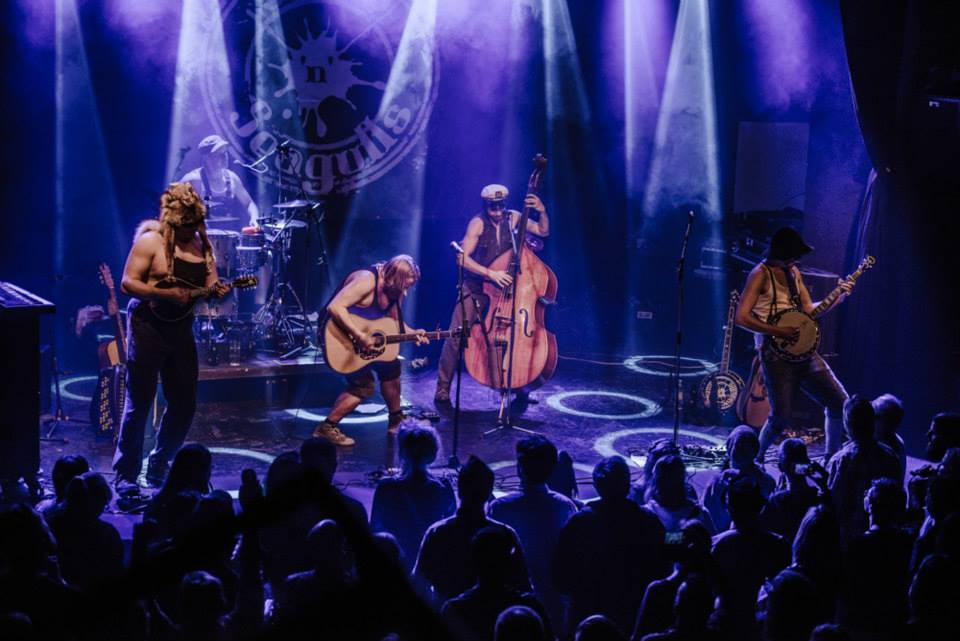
[321,311,461,374]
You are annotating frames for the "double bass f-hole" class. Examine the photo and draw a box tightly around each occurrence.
[519,308,533,337]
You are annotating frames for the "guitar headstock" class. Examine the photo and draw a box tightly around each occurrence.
[232,275,259,290]
[859,255,876,272]
[729,290,740,304]
[98,262,115,291]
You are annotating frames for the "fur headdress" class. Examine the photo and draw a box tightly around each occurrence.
[138,182,215,281]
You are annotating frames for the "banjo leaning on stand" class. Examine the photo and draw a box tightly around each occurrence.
[764,255,875,363]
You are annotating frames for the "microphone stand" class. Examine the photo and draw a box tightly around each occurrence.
[672,211,695,447]
[448,244,470,469]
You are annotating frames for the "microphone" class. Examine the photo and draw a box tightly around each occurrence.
[278,138,292,150]
[450,241,464,254]
[688,210,695,221]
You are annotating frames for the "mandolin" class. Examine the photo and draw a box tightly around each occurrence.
[149,274,257,322]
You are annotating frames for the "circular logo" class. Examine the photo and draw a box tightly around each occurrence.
[203,0,437,196]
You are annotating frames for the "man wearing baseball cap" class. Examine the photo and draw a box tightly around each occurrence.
[180,134,260,233]
[434,184,549,404]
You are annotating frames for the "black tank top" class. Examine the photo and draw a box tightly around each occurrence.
[322,266,403,329]
[465,213,514,292]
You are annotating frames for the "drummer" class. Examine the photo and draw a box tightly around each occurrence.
[180,134,260,234]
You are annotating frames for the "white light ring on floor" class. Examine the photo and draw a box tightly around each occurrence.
[623,354,717,378]
[284,408,387,425]
[487,460,596,475]
[142,447,276,499]
[546,391,661,420]
[54,375,98,403]
[594,427,725,467]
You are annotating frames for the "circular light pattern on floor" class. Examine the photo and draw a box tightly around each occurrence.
[284,408,388,425]
[54,375,98,403]
[622,354,718,378]
[545,391,661,420]
[593,427,726,467]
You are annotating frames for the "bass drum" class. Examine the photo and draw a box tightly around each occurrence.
[207,229,239,277]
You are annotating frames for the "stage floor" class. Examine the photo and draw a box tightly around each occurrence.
[39,351,819,523]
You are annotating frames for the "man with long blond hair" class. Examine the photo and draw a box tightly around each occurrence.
[112,183,230,495]
[316,255,429,445]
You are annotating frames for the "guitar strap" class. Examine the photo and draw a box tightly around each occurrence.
[783,266,802,308]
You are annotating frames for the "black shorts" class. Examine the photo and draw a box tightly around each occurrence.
[345,359,401,398]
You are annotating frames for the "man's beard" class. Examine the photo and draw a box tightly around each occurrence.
[383,283,404,300]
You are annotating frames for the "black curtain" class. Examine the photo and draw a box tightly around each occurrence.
[838,1,960,453]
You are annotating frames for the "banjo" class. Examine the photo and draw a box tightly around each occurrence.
[764,255,875,362]
[696,290,745,414]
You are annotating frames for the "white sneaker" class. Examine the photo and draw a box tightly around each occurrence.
[313,421,355,446]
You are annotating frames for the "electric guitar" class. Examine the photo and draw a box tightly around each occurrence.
[149,274,258,322]
[765,256,875,362]
[93,263,127,440]
[321,311,461,374]
[695,290,746,416]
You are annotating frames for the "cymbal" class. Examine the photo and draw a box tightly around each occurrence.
[206,216,240,223]
[273,199,319,210]
[264,220,308,230]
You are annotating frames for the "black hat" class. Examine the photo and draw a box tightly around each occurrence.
[767,227,813,261]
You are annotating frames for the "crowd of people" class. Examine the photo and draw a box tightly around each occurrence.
[1,394,959,640]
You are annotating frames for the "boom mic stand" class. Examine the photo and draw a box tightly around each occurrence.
[671,211,695,447]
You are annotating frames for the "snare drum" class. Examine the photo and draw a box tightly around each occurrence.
[207,229,239,277]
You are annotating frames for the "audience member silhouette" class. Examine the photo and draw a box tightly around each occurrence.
[442,526,551,641]
[299,436,368,525]
[827,395,900,543]
[841,478,912,638]
[628,439,695,505]
[788,505,843,624]
[762,567,820,641]
[548,450,582,506]
[924,412,960,463]
[711,475,789,639]
[489,435,578,629]
[177,570,228,640]
[632,520,716,640]
[144,443,212,540]
[703,426,776,532]
[0,504,86,639]
[905,553,960,641]
[553,456,667,634]
[37,454,89,517]
[45,472,123,591]
[809,623,851,641]
[370,422,456,570]
[873,394,907,482]
[643,455,714,534]
[415,455,530,604]
[760,439,824,543]
[575,613,628,641]
[639,575,715,641]
[494,605,546,641]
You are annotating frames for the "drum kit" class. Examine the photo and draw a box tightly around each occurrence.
[195,199,327,365]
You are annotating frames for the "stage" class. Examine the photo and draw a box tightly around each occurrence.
[43,350,747,515]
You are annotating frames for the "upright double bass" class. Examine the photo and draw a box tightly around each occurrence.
[464,154,559,393]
